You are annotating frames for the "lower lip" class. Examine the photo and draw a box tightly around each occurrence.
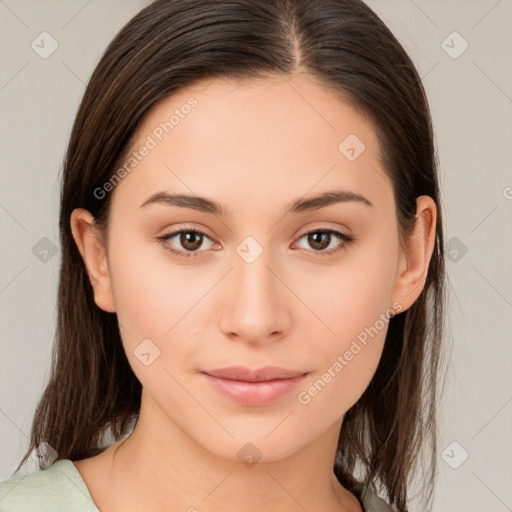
[202,373,308,406]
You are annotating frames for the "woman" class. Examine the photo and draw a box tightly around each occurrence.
[0,0,446,511]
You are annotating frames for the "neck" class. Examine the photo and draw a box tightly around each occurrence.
[100,392,361,512]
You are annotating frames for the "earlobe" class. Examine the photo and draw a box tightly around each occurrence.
[391,196,437,313]
[70,208,116,313]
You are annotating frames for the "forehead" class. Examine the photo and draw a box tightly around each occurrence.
[109,73,391,216]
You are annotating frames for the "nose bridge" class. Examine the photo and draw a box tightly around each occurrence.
[236,242,275,299]
[218,237,287,341]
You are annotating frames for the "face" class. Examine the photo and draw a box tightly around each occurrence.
[74,73,422,463]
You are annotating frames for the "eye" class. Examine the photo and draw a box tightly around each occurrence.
[157,226,355,260]
[292,228,355,257]
[157,227,217,259]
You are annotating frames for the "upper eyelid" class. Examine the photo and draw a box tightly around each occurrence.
[162,225,350,248]
[163,224,348,238]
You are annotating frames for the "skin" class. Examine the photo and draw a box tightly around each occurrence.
[70,73,436,512]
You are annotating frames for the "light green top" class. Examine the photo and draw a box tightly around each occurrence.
[0,459,395,511]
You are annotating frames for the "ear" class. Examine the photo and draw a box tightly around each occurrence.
[390,195,437,314]
[70,208,116,313]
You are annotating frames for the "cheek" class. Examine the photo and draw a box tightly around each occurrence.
[108,235,202,331]
[306,236,398,343]
[295,240,398,413]
[106,239,199,369]
[296,289,391,425]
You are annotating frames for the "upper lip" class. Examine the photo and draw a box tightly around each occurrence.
[203,366,308,382]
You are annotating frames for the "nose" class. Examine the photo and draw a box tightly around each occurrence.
[218,248,291,345]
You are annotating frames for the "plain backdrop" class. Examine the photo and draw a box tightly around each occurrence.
[0,1,511,511]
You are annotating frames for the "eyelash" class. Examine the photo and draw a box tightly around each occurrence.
[157,226,355,260]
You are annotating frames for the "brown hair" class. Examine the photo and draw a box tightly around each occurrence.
[17,1,448,510]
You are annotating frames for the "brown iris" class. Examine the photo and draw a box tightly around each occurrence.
[307,231,331,251]
[179,231,204,251]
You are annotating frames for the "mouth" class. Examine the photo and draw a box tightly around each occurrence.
[201,366,309,406]
[203,365,308,382]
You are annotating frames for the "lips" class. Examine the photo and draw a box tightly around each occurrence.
[201,366,309,406]
[203,366,308,382]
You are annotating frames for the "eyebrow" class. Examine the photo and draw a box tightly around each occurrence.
[139,189,373,216]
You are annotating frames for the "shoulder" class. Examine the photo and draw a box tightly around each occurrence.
[0,459,99,512]
[358,485,399,512]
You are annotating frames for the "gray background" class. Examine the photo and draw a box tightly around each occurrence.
[1,1,511,511]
